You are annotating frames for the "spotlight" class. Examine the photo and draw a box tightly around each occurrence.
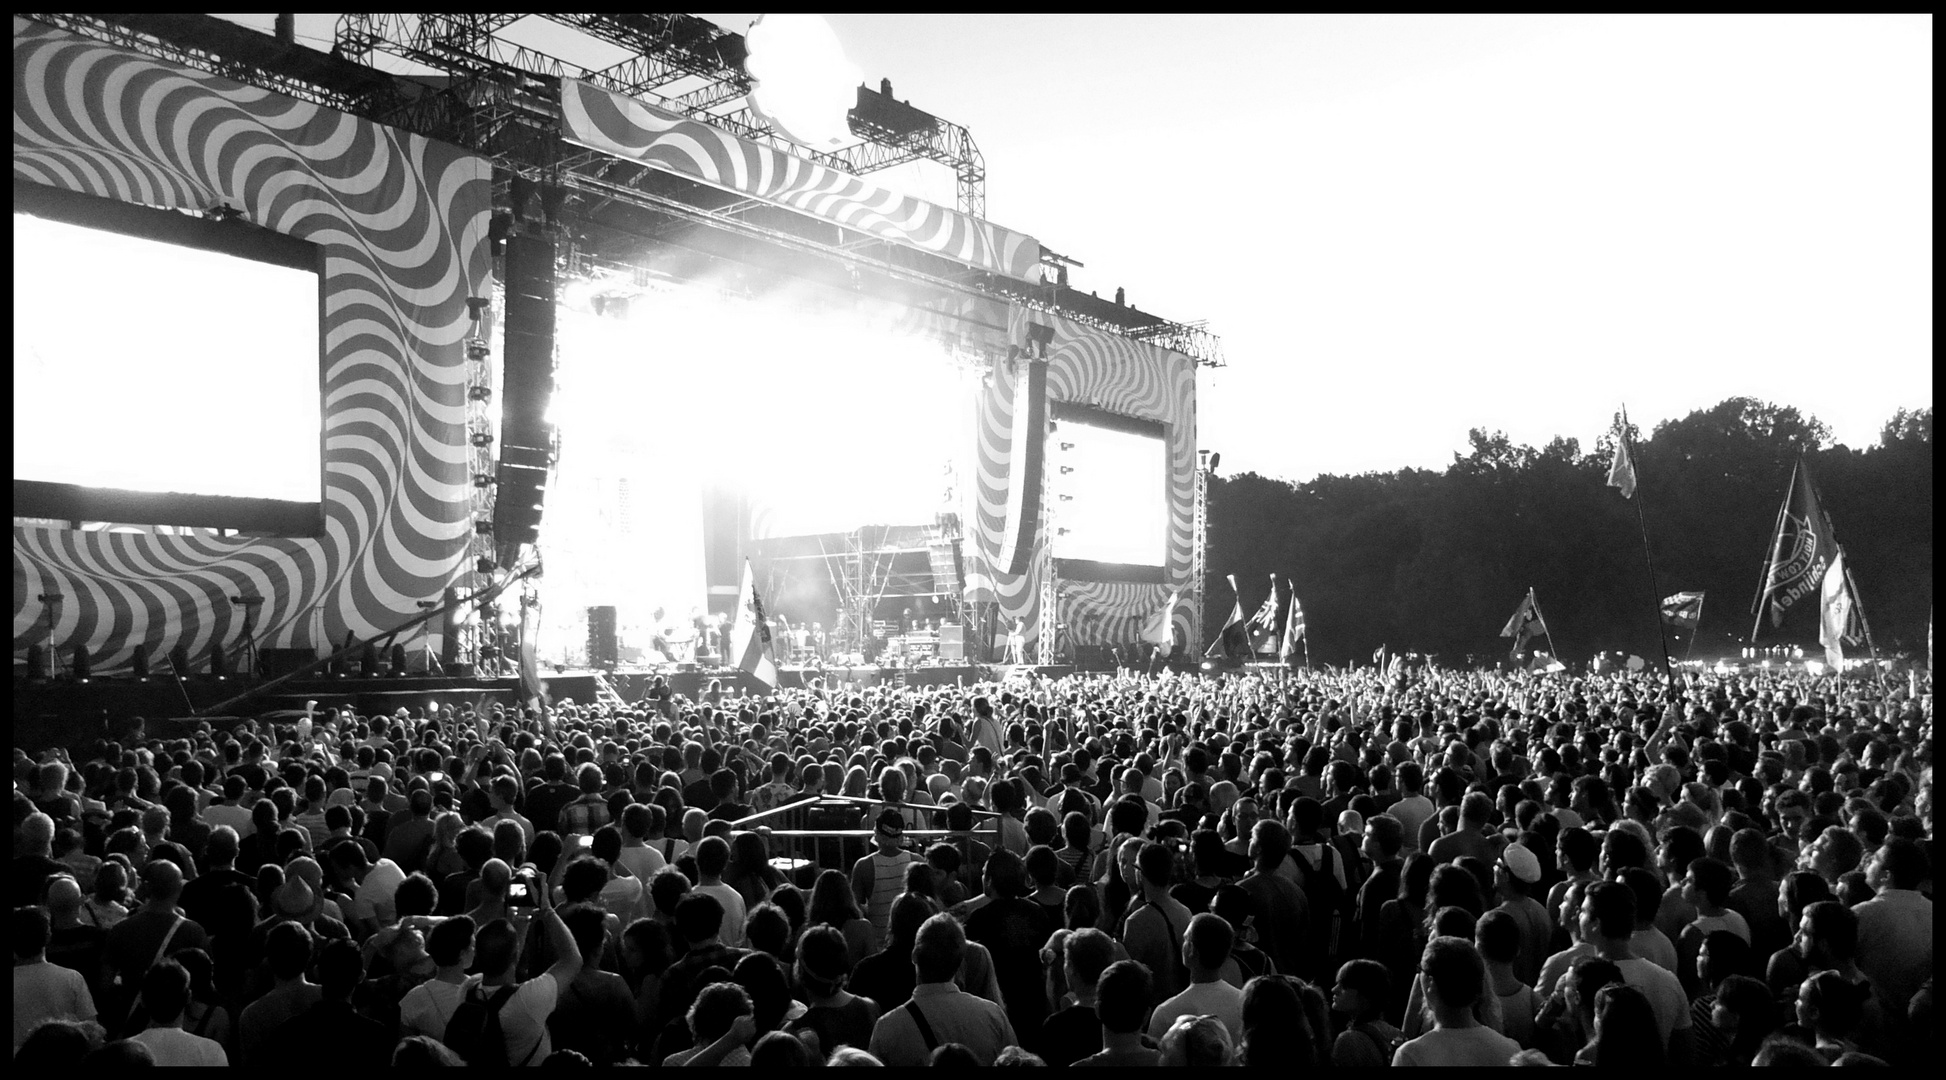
[468,385,493,402]
[466,295,492,320]
[1059,442,1075,451]
[476,556,498,575]
[467,340,491,361]
[470,431,495,448]
[1207,451,1222,474]
[475,520,496,535]
[473,474,495,489]
[1059,466,1075,475]
[205,202,243,222]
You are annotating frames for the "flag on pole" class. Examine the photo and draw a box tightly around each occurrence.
[1606,433,1637,499]
[1372,645,1386,668]
[1500,588,1545,659]
[1819,550,1851,670]
[730,559,779,688]
[1206,576,1249,659]
[1661,591,1705,629]
[1280,583,1305,663]
[517,595,547,711]
[1139,590,1180,647]
[1754,458,1839,632]
[1247,576,1280,656]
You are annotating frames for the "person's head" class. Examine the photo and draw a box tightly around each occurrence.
[733,951,793,1033]
[885,893,935,949]
[1160,1013,1234,1067]
[1474,908,1520,968]
[745,902,791,962]
[472,918,521,984]
[15,904,52,960]
[14,1019,100,1070]
[1751,1036,1829,1067]
[1797,969,1868,1039]
[1795,900,1857,967]
[984,848,1029,899]
[1780,869,1833,924]
[1183,911,1235,979]
[749,1030,818,1067]
[1801,824,1866,882]
[687,981,753,1043]
[1591,983,1665,1067]
[1095,959,1154,1035]
[316,937,364,1001]
[1698,929,1754,989]
[694,835,730,880]
[1137,840,1174,891]
[911,912,966,983]
[1613,866,1661,928]
[1063,927,1116,998]
[1712,974,1776,1050]
[264,919,314,981]
[675,892,726,945]
[1332,958,1390,1022]
[1419,936,1487,1018]
[1866,836,1929,892]
[794,924,853,999]
[427,914,476,970]
[1249,818,1291,872]
[141,957,192,1026]
[1362,813,1404,862]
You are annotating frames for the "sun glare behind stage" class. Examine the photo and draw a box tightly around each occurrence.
[537,281,974,664]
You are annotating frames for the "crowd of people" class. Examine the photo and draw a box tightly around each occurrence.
[11,662,1933,1067]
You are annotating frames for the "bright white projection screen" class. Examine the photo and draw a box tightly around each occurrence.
[1048,406,1169,582]
[13,184,324,533]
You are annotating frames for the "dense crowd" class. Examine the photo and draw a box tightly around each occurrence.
[11,664,1933,1067]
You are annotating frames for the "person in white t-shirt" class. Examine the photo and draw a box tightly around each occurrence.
[690,836,748,947]
[1148,913,1246,1044]
[399,915,477,1042]
[1581,880,1693,1064]
[614,804,668,883]
[130,958,229,1066]
[331,842,406,935]
[1392,937,1523,1066]
[13,906,95,1053]
[456,884,583,1065]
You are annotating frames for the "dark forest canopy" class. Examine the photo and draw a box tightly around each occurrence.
[1207,398,1932,666]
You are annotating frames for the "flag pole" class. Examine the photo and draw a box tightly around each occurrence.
[1620,408,1674,677]
[1530,588,1563,663]
[1750,457,1800,644]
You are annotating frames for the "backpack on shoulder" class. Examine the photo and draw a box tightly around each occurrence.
[444,983,538,1067]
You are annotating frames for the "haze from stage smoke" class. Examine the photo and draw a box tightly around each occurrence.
[217,14,1931,482]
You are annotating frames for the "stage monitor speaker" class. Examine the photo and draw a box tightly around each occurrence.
[587,605,618,669]
[260,648,316,680]
[939,641,964,661]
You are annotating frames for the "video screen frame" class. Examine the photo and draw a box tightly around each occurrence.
[1049,400,1169,585]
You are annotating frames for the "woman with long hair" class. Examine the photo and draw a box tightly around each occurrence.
[807,868,876,964]
[1766,871,1831,999]
[1583,983,1665,1067]
[724,830,783,910]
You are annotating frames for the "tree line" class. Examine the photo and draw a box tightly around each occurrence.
[1207,398,1933,667]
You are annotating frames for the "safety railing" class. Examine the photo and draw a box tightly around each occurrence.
[729,795,1004,883]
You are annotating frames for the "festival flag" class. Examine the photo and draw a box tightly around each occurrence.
[1606,433,1637,499]
[1752,458,1839,634]
[1206,576,1249,659]
[1139,590,1180,647]
[1247,576,1280,656]
[1661,591,1705,629]
[1280,584,1305,663]
[1819,550,1851,670]
[729,559,779,688]
[1500,588,1545,659]
[517,594,547,711]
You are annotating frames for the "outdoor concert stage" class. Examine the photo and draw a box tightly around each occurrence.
[11,15,1217,724]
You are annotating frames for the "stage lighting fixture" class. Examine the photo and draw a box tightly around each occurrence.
[131,643,151,680]
[473,474,495,489]
[476,556,498,574]
[467,295,492,320]
[1059,466,1075,475]
[26,645,49,681]
[467,340,491,361]
[468,385,493,402]
[475,520,496,535]
[71,645,91,682]
[470,431,494,448]
[1206,451,1222,474]
[205,202,243,222]
[1059,494,1074,502]
[170,644,190,675]
[1059,442,1075,451]
[1026,321,1056,355]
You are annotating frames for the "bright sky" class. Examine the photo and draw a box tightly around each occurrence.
[219,14,1933,481]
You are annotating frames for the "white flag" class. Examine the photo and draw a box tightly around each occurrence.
[1819,550,1850,670]
[1140,590,1179,647]
[730,560,779,688]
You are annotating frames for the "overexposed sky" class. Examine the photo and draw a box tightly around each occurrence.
[218,14,1933,481]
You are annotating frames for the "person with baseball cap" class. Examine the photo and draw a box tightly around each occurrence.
[851,809,915,944]
[1495,841,1552,986]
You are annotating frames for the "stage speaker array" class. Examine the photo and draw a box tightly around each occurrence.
[586,605,618,669]
[494,232,558,550]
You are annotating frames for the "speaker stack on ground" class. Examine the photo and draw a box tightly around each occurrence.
[586,606,618,670]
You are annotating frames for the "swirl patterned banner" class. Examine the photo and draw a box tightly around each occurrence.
[12,18,490,675]
[560,78,1041,283]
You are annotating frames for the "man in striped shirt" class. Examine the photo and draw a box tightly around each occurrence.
[851,809,916,942]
